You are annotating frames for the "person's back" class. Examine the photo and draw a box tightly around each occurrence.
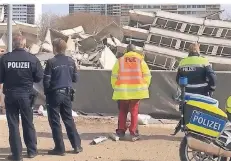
[1,49,42,94]
[43,38,82,156]
[111,44,151,140]
[44,54,76,93]
[0,35,43,161]
[176,43,216,96]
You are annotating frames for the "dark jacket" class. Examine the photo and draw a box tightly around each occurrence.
[176,52,216,96]
[0,48,43,94]
[43,54,78,94]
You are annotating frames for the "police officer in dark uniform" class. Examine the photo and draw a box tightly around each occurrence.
[0,35,43,161]
[172,43,217,136]
[43,38,82,156]
[176,43,216,96]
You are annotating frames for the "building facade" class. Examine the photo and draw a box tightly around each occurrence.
[3,4,36,24]
[119,10,231,71]
[69,4,221,25]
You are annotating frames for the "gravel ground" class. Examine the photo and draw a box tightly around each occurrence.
[0,116,183,161]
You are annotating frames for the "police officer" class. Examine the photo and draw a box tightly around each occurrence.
[0,35,43,161]
[43,38,82,156]
[172,43,217,136]
[176,43,216,96]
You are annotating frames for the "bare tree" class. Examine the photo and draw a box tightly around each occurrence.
[37,12,61,40]
[54,12,120,34]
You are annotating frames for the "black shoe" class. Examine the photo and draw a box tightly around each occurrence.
[73,146,83,154]
[48,149,65,156]
[116,129,125,138]
[7,155,23,161]
[27,152,38,158]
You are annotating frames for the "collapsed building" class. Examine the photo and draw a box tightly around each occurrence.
[34,22,121,70]
[0,20,122,111]
[119,10,231,71]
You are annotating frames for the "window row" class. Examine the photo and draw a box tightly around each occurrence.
[153,18,231,39]
[148,35,231,57]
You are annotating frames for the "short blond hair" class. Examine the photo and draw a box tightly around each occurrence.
[52,38,67,54]
[188,43,200,53]
[12,34,26,49]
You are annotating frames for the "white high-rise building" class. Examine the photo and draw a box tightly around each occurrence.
[3,4,37,24]
[69,4,221,25]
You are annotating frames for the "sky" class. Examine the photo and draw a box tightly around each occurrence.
[42,4,231,19]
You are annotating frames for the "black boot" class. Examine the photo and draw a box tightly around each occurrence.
[73,146,83,154]
[48,149,65,156]
[27,151,38,158]
[7,155,23,161]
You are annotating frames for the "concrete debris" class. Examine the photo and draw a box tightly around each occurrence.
[90,136,108,145]
[99,46,117,69]
[127,114,151,125]
[108,133,120,141]
[0,21,39,49]
[61,26,85,36]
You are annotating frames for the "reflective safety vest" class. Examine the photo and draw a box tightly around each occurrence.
[116,56,145,85]
[111,52,151,100]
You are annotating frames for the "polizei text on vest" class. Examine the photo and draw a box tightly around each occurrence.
[7,62,30,69]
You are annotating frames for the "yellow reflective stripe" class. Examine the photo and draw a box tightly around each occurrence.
[186,124,219,137]
[119,76,142,80]
[116,84,146,88]
[120,57,141,72]
[179,56,209,67]
[187,100,227,118]
[114,87,148,92]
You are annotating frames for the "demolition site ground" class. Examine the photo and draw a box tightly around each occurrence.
[0,116,182,161]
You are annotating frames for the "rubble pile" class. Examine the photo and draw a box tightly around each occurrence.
[34,22,121,70]
[0,21,122,70]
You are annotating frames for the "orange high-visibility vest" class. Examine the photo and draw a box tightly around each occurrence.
[116,56,145,85]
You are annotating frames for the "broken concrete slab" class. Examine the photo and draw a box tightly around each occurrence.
[94,22,122,42]
[99,46,117,70]
[29,43,41,54]
[78,36,97,53]
[90,136,108,145]
[61,26,85,36]
[66,36,76,52]
[41,29,53,52]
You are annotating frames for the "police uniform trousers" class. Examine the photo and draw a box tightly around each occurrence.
[5,92,37,159]
[47,91,81,152]
[116,100,140,135]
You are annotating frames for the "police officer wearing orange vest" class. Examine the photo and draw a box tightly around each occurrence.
[111,44,151,141]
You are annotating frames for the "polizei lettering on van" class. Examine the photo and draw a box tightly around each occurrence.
[7,62,30,69]
[190,110,226,132]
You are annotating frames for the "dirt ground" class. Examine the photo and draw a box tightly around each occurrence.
[0,116,183,161]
